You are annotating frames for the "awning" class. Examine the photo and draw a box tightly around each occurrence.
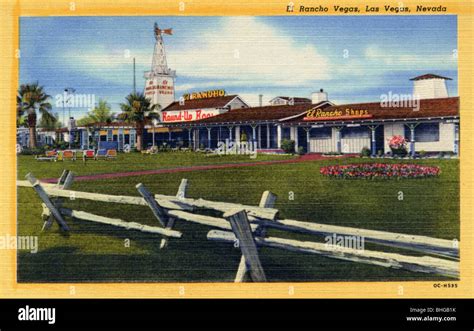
[149,127,184,133]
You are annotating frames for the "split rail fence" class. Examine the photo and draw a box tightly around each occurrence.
[17,170,459,281]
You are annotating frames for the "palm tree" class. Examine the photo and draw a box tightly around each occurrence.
[119,92,159,151]
[17,82,54,148]
[38,112,61,131]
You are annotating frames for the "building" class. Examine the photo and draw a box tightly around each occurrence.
[268,96,312,106]
[161,73,458,155]
[44,23,459,156]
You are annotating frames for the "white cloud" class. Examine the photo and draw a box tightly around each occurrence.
[364,45,456,69]
[60,18,330,89]
[166,17,331,87]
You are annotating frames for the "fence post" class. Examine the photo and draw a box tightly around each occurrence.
[225,209,266,282]
[160,179,188,249]
[26,173,70,231]
[256,191,277,237]
[136,183,167,227]
[234,191,276,282]
[43,170,75,231]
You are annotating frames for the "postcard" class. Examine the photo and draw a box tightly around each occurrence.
[1,0,472,302]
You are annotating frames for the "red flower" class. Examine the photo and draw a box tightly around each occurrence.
[320,163,440,180]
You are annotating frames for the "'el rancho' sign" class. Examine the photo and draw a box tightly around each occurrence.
[304,108,373,121]
[183,89,226,101]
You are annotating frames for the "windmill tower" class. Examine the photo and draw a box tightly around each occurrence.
[144,23,176,110]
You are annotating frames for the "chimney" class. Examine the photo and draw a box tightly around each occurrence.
[259,94,263,107]
[410,74,451,99]
[311,89,328,104]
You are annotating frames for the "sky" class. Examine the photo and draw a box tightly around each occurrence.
[19,15,458,120]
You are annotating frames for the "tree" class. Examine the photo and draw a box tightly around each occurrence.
[77,99,114,126]
[17,82,54,148]
[119,92,159,151]
[38,112,62,131]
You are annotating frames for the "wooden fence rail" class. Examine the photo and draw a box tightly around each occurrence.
[18,171,459,282]
[17,180,456,258]
[207,230,459,279]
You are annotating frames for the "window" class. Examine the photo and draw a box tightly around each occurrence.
[310,127,332,139]
[281,127,291,140]
[341,127,369,139]
[404,123,440,142]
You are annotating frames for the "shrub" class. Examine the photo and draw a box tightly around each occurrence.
[240,132,248,142]
[280,139,295,154]
[296,146,305,155]
[54,141,69,150]
[20,147,45,155]
[360,147,371,157]
[388,135,408,156]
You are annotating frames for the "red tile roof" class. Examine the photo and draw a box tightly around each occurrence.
[287,97,459,124]
[163,95,241,111]
[177,102,332,126]
[410,74,452,81]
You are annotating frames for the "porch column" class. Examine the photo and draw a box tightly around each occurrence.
[118,128,124,151]
[294,127,299,150]
[251,125,257,149]
[454,123,459,156]
[335,127,342,153]
[369,126,377,157]
[407,124,416,157]
[194,129,200,150]
[86,130,90,149]
[207,127,212,149]
[228,126,233,142]
[235,126,241,142]
[257,125,262,149]
[277,124,282,149]
[130,129,136,148]
[188,128,192,148]
[266,124,270,149]
[304,127,311,153]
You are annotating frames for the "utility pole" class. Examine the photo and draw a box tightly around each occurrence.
[64,87,76,148]
[133,57,136,93]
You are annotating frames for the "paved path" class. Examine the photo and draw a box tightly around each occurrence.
[42,154,354,183]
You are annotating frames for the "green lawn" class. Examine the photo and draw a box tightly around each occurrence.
[17,153,459,282]
[17,152,296,179]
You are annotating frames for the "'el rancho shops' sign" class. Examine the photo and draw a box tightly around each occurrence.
[304,108,373,121]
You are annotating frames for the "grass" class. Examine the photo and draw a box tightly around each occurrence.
[17,151,296,179]
[17,153,459,282]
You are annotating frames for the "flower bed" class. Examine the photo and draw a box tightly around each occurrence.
[320,163,440,179]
